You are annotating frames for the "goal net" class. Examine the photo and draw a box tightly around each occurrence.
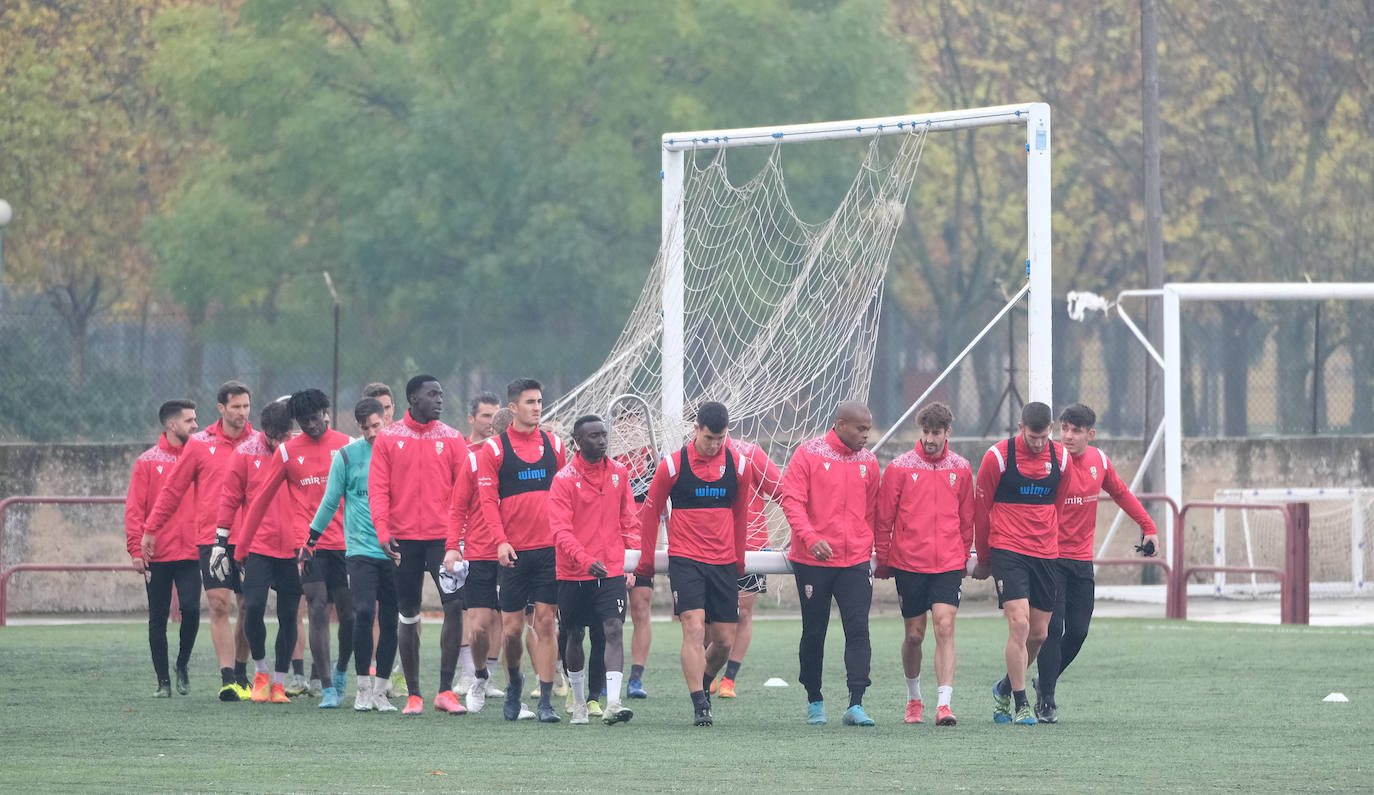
[1210,488,1372,598]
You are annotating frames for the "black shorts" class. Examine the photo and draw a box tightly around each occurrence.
[301,548,348,592]
[893,569,963,618]
[990,548,1062,612]
[738,573,767,594]
[668,556,738,624]
[557,576,628,629]
[393,539,461,614]
[498,546,557,613]
[631,573,655,590]
[346,555,398,618]
[198,543,242,593]
[463,560,500,611]
[242,553,303,607]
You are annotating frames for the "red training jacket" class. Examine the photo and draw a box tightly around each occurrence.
[973,435,1072,561]
[1057,445,1156,561]
[728,438,784,552]
[475,426,568,552]
[782,430,880,569]
[447,441,500,561]
[220,432,297,560]
[635,442,751,575]
[239,428,351,553]
[369,411,466,545]
[549,453,639,581]
[124,433,197,562]
[875,443,975,574]
[144,419,253,546]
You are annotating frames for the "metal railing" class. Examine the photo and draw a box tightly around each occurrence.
[1169,501,1310,624]
[0,496,128,626]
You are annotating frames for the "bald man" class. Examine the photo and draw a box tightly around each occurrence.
[781,401,881,727]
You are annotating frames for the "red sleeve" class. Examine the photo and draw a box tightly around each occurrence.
[369,438,394,546]
[145,444,197,536]
[634,457,674,577]
[124,459,148,560]
[1102,459,1157,535]
[475,442,509,549]
[864,457,880,557]
[959,465,976,554]
[732,460,752,574]
[550,476,591,575]
[1052,443,1074,535]
[874,462,902,566]
[620,467,640,549]
[780,449,818,551]
[446,460,474,552]
[238,454,288,557]
[973,448,1000,561]
[216,454,249,532]
[752,449,784,502]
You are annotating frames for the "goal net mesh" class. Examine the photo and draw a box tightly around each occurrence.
[551,128,930,548]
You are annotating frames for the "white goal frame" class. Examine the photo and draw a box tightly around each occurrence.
[1212,488,1371,596]
[659,102,1054,433]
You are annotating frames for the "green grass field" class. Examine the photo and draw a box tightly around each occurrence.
[1,615,1370,793]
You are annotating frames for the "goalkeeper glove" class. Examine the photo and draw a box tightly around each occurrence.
[1135,535,1157,556]
[209,530,232,582]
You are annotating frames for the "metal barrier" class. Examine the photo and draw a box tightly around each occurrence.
[1169,501,1310,624]
[0,496,128,627]
[1093,493,1177,612]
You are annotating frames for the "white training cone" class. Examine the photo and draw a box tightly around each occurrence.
[1323,692,1349,703]
[763,677,788,687]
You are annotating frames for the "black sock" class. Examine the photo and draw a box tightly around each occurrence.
[724,660,741,681]
[1013,689,1028,710]
[806,689,823,704]
[996,675,1011,697]
[233,661,248,686]
[508,666,522,684]
[539,679,553,707]
[159,676,171,687]
[220,667,235,686]
[849,689,865,708]
[703,673,713,691]
[630,664,645,681]
[291,658,304,677]
[690,689,709,710]
[475,667,488,681]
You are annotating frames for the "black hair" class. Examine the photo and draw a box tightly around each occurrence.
[217,380,250,406]
[158,399,196,425]
[260,400,293,437]
[572,414,603,437]
[287,388,330,422]
[506,378,542,403]
[468,392,501,415]
[1058,403,1097,430]
[406,374,440,399]
[696,401,729,433]
[354,397,384,426]
[1020,401,1053,432]
[362,382,392,399]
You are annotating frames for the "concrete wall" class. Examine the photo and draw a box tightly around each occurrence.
[3,437,1372,613]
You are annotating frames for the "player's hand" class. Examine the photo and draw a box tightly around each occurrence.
[443,548,464,573]
[970,560,991,580]
[140,533,157,561]
[873,563,892,580]
[209,544,232,581]
[809,540,833,561]
[633,562,654,579]
[298,545,316,577]
[385,538,402,564]
[132,556,146,575]
[497,543,518,567]
[589,560,609,578]
[1135,533,1158,557]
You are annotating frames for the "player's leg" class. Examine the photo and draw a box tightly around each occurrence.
[586,618,607,712]
[832,563,874,725]
[627,577,652,698]
[462,560,501,710]
[929,572,961,726]
[201,545,240,697]
[424,540,465,713]
[598,576,633,725]
[233,586,251,692]
[793,561,836,723]
[531,601,559,720]
[394,541,426,713]
[302,580,334,693]
[700,563,738,691]
[560,582,590,724]
[240,554,272,701]
[1056,560,1096,675]
[288,595,309,695]
[347,556,379,709]
[894,570,927,722]
[719,575,762,698]
[326,552,355,693]
[271,557,303,703]
[145,561,175,695]
[372,558,400,711]
[667,556,713,725]
[1035,559,1070,720]
[171,560,202,695]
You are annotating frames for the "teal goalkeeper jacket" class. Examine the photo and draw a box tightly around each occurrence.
[310,437,388,560]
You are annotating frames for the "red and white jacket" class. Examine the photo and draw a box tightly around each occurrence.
[447,440,500,561]
[728,438,784,552]
[634,442,752,574]
[973,435,1072,561]
[875,443,974,574]
[239,428,352,553]
[549,453,639,581]
[475,426,568,552]
[1057,445,1156,561]
[782,430,880,569]
[144,419,253,546]
[220,432,297,560]
[124,434,197,563]
[369,412,466,545]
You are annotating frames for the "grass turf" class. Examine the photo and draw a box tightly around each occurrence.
[1,615,1370,793]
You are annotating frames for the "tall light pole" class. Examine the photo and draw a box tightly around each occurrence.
[0,199,12,312]
[322,271,341,428]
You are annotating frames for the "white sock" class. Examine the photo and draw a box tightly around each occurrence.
[355,675,371,694]
[254,658,269,674]
[459,645,475,679]
[487,656,500,672]
[568,668,587,706]
[271,671,285,685]
[906,676,922,702]
[937,686,953,708]
[606,671,624,705]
